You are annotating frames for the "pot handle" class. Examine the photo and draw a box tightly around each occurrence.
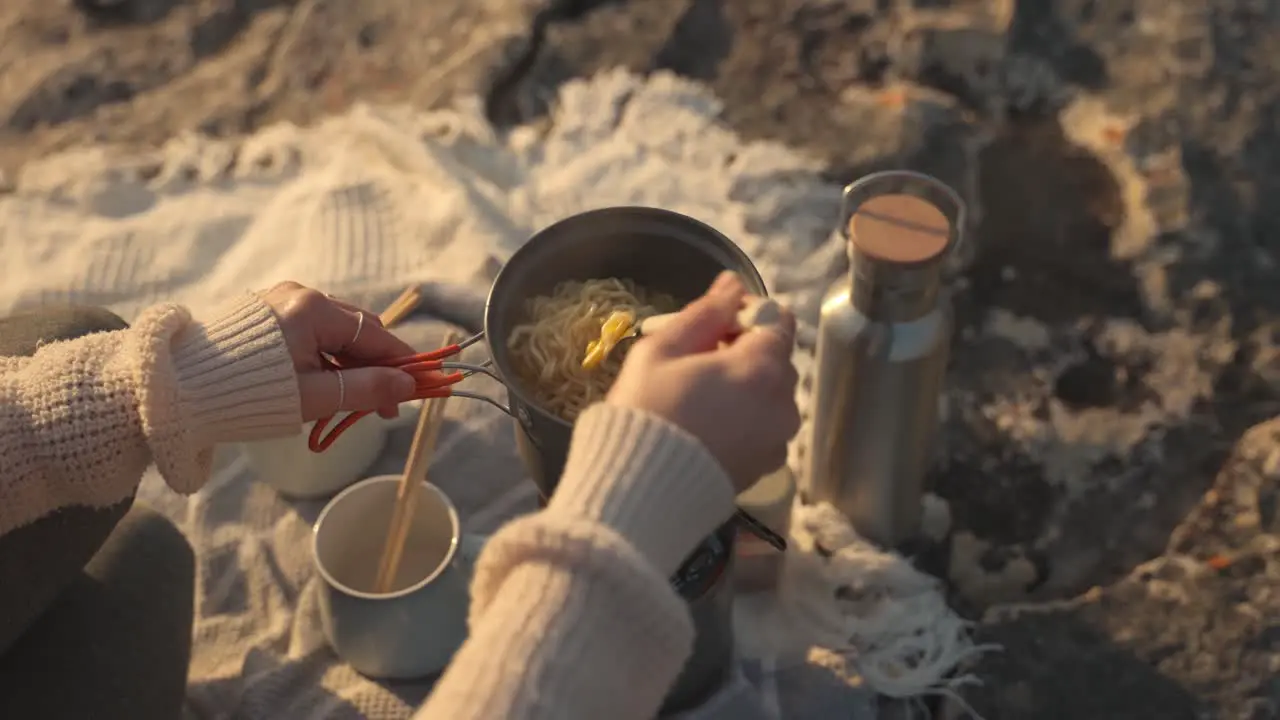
[435,331,515,417]
[450,390,513,417]
[444,374,539,449]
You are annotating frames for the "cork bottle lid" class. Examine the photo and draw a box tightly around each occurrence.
[848,193,951,264]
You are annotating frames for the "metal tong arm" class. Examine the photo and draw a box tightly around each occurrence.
[334,332,485,371]
[308,333,489,452]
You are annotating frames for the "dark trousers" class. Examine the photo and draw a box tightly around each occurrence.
[0,308,195,719]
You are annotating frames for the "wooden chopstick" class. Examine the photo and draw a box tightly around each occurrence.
[379,286,422,328]
[378,284,419,324]
[373,331,458,594]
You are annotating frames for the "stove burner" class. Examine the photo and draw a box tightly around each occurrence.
[672,530,731,599]
[538,492,734,600]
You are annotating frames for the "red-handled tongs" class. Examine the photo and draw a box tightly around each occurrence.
[308,334,493,452]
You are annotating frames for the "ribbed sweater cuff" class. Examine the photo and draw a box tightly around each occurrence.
[548,404,737,577]
[170,293,301,443]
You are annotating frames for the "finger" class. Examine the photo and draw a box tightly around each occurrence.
[778,393,802,440]
[296,367,417,422]
[346,312,417,361]
[723,352,798,402]
[328,297,388,329]
[708,270,744,298]
[305,296,416,361]
[729,305,797,363]
[773,359,801,399]
[648,272,746,357]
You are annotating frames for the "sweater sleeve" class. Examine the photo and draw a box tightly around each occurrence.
[0,294,301,537]
[417,403,738,720]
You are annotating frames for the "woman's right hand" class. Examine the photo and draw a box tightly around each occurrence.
[605,271,801,493]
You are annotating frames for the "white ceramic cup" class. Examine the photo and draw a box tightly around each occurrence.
[312,474,487,680]
[243,406,419,499]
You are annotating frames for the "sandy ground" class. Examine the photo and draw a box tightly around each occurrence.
[3,1,1280,718]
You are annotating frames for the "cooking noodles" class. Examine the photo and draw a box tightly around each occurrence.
[507,278,678,421]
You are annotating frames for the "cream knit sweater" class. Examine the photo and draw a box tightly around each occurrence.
[0,294,737,720]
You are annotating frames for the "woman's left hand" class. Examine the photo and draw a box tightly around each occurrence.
[260,282,418,422]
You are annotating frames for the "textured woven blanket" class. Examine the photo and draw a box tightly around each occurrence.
[0,69,987,719]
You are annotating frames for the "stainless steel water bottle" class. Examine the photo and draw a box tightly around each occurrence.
[802,170,965,548]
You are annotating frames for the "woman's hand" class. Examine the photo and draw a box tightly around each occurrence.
[259,282,418,422]
[605,271,801,493]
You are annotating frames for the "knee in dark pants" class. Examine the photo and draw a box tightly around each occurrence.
[86,503,195,586]
[0,306,129,358]
[0,505,196,720]
[0,305,136,651]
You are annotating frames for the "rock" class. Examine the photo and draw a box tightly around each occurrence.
[72,0,175,25]
[0,0,546,171]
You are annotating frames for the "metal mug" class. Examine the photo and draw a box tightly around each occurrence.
[312,474,487,680]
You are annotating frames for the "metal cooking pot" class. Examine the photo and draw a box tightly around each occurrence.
[428,207,766,494]
[484,206,768,496]
[455,207,766,711]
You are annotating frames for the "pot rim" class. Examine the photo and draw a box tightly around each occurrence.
[482,206,768,431]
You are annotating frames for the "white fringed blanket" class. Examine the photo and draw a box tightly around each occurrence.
[0,69,987,719]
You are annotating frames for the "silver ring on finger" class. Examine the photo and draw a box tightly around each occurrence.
[342,311,365,354]
[334,369,346,413]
